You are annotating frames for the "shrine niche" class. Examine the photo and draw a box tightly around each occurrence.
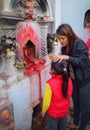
[16,21,46,74]
[23,40,36,64]
[16,21,41,62]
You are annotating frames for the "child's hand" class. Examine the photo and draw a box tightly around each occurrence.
[41,112,45,118]
[48,54,60,62]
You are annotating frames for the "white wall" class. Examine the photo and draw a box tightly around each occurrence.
[48,0,61,33]
[54,0,62,31]
[61,0,90,42]
[47,0,90,54]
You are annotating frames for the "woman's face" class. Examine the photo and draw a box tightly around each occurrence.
[57,35,69,47]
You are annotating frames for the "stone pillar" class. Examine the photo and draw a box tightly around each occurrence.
[39,24,48,57]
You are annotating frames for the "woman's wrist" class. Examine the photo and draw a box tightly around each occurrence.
[66,56,69,60]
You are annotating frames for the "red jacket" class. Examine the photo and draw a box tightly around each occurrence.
[47,73,72,118]
[86,38,90,58]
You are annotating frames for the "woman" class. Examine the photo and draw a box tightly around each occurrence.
[41,60,72,130]
[52,23,90,130]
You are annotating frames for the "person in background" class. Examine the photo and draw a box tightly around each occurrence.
[41,60,72,130]
[86,38,90,58]
[51,23,90,130]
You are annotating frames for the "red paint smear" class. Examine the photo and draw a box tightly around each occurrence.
[17,23,39,48]
[16,22,39,60]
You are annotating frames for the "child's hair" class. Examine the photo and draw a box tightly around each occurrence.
[51,60,69,98]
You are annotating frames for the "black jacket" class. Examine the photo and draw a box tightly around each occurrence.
[62,39,90,87]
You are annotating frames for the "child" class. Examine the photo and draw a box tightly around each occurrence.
[41,60,73,130]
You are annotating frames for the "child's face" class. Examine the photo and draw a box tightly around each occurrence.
[51,68,55,73]
[51,69,54,73]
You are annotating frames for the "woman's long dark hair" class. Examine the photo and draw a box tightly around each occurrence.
[56,23,80,54]
[51,60,69,98]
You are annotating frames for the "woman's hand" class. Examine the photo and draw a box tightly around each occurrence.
[51,54,69,62]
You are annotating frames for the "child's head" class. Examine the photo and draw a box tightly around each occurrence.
[51,60,68,75]
[51,60,69,98]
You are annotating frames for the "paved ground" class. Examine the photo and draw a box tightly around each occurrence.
[86,125,90,130]
[31,102,90,130]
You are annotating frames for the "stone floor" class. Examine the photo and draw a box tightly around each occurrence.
[31,114,90,130]
[86,125,90,130]
[31,103,90,130]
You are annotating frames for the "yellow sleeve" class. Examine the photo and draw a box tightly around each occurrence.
[42,83,52,114]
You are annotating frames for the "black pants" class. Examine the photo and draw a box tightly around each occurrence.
[72,81,90,130]
[46,113,67,130]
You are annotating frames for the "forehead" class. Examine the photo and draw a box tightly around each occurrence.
[57,35,67,39]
